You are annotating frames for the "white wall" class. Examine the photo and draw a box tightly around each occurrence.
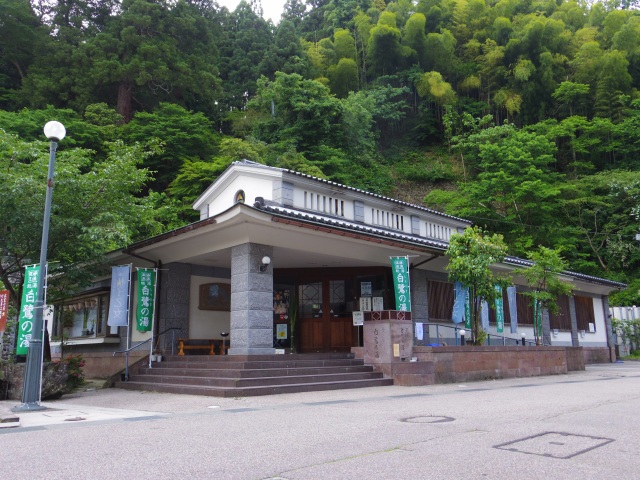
[189,276,230,338]
[207,176,274,217]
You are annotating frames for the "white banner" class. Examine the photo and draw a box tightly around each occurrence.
[107,265,131,327]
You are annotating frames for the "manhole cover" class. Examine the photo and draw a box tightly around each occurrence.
[494,432,614,459]
[401,415,455,424]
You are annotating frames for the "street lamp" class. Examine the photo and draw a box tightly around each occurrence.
[14,121,65,412]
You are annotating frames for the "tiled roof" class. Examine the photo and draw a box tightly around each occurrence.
[255,202,626,289]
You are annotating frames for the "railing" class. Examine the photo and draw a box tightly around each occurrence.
[422,323,542,347]
[113,327,181,381]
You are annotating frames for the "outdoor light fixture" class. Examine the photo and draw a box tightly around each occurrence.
[14,121,66,412]
[459,329,466,346]
[521,332,526,346]
[259,256,271,272]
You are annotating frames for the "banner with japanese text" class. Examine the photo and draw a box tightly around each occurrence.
[16,265,40,355]
[107,265,131,327]
[507,286,518,333]
[0,290,9,333]
[465,292,472,329]
[495,285,504,333]
[135,269,156,332]
[452,282,467,324]
[390,256,411,312]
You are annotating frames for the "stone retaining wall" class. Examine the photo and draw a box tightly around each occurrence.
[387,346,586,386]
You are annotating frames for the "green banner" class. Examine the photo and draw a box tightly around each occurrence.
[390,256,411,312]
[136,269,156,332]
[465,291,472,329]
[533,297,543,341]
[495,285,504,333]
[17,265,40,355]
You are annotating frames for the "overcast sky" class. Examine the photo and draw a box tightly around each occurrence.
[217,0,286,23]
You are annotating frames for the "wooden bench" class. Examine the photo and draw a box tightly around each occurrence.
[177,338,228,356]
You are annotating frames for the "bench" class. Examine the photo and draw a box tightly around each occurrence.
[177,338,228,356]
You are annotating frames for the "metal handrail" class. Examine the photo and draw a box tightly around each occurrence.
[113,327,181,381]
[421,322,542,347]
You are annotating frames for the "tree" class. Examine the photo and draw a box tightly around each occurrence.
[0,129,167,310]
[118,103,218,192]
[517,247,572,346]
[446,226,509,345]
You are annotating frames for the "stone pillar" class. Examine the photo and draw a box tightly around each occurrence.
[569,295,580,347]
[410,269,428,345]
[229,243,274,355]
[602,296,616,362]
[363,311,413,377]
[158,262,191,351]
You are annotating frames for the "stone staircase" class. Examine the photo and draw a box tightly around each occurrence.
[115,353,393,397]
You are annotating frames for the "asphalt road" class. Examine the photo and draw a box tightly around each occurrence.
[1,362,638,480]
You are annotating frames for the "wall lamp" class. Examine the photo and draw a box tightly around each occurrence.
[259,256,271,272]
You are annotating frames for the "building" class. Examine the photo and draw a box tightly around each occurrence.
[50,160,623,376]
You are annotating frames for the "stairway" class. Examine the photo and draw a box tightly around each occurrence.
[115,353,394,397]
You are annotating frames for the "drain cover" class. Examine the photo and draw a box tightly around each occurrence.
[401,415,455,424]
[494,432,614,459]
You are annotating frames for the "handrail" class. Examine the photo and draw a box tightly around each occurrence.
[421,322,543,347]
[113,327,181,381]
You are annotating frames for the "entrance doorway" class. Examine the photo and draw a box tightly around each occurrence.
[298,278,355,352]
[275,267,392,353]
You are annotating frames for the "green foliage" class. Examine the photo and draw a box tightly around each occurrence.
[516,246,573,344]
[59,354,86,391]
[446,226,510,344]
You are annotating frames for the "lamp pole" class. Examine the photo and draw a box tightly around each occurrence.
[14,121,66,412]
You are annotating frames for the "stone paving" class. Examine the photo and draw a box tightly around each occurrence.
[0,362,638,479]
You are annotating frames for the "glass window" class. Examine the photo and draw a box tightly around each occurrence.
[53,293,111,340]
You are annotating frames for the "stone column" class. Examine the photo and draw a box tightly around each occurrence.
[569,295,580,347]
[542,308,552,346]
[229,243,274,355]
[410,269,428,345]
[158,262,191,351]
[602,296,616,362]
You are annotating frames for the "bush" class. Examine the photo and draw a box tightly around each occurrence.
[58,355,86,391]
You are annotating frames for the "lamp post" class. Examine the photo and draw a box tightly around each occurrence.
[460,329,466,346]
[521,332,526,346]
[14,121,65,412]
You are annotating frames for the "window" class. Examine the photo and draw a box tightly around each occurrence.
[574,295,595,332]
[53,293,110,339]
[427,280,454,321]
[515,292,534,325]
[549,295,571,331]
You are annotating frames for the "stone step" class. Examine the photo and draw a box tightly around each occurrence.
[138,365,375,378]
[116,377,394,398]
[153,358,365,370]
[127,371,385,388]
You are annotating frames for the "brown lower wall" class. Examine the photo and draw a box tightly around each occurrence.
[52,352,147,378]
[388,346,586,386]
[582,347,614,364]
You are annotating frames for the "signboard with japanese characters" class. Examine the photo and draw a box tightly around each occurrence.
[390,256,411,312]
[107,265,131,327]
[0,289,9,333]
[16,265,40,355]
[135,269,156,332]
[352,311,364,326]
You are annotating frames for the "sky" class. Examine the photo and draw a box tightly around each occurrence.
[217,0,286,23]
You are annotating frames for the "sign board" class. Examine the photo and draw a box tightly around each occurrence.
[352,311,364,326]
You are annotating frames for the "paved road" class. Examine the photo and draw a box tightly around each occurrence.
[1,362,639,480]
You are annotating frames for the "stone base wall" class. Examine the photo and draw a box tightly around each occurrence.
[387,346,586,386]
[583,347,614,364]
[50,351,147,378]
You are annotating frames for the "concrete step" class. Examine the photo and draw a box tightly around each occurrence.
[116,377,394,398]
[127,371,385,388]
[138,365,375,378]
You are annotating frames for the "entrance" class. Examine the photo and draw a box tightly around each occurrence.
[298,278,355,353]
[274,267,392,353]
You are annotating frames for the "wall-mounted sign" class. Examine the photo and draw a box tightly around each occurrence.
[359,297,372,312]
[372,297,384,311]
[199,283,231,311]
[360,282,372,296]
